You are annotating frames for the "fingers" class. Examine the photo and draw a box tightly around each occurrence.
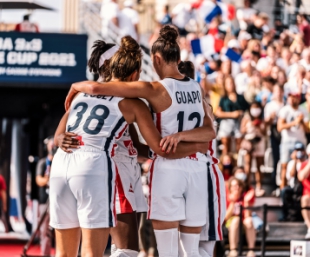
[60,146,73,153]
[160,138,166,148]
[160,137,179,154]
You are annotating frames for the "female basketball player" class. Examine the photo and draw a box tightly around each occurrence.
[50,36,209,257]
[56,39,149,257]
[178,60,226,257]
[65,26,216,257]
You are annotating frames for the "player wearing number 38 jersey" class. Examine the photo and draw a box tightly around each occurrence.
[50,36,209,257]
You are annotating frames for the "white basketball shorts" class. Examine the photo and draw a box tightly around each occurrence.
[147,157,208,227]
[49,147,116,229]
[200,162,226,241]
[113,156,148,214]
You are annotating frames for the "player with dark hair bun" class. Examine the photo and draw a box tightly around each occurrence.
[66,25,216,257]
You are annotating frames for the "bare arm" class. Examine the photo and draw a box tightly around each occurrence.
[65,80,156,111]
[121,99,208,158]
[215,107,240,119]
[129,124,150,159]
[36,175,49,187]
[277,117,298,132]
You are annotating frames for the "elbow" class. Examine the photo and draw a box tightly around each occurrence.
[88,83,98,95]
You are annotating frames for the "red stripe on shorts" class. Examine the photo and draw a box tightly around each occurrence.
[212,164,223,240]
[115,165,133,213]
[147,158,156,219]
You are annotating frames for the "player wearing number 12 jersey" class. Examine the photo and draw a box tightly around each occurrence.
[65,26,216,257]
[50,36,208,257]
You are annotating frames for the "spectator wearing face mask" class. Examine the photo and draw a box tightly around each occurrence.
[219,153,236,182]
[297,143,310,238]
[280,142,307,222]
[264,85,285,189]
[240,101,266,197]
[277,91,308,189]
[225,173,256,257]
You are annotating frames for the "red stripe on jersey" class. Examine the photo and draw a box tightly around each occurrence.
[209,141,219,164]
[147,158,156,219]
[113,175,117,225]
[187,153,197,160]
[111,144,117,157]
[212,163,223,240]
[156,113,161,134]
[116,124,128,140]
[115,165,133,213]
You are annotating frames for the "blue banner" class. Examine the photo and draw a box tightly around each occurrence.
[0,32,87,85]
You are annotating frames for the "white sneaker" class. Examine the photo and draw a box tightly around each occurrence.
[305,229,310,239]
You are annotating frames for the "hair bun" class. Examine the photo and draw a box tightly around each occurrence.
[159,25,178,42]
[119,36,140,54]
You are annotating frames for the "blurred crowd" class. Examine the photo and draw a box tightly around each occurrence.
[99,0,310,251]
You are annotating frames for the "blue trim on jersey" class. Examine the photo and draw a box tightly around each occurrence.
[207,162,216,241]
[104,117,126,227]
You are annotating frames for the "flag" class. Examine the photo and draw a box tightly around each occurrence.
[225,48,242,63]
[191,34,216,58]
[198,0,235,24]
[191,34,224,58]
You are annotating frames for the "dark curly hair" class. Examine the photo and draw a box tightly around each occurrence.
[88,40,116,82]
[151,25,180,64]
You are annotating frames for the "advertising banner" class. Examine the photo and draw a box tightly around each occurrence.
[0,32,87,86]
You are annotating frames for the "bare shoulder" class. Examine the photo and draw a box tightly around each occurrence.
[119,98,148,111]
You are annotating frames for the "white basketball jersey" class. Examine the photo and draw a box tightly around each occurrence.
[115,127,138,158]
[67,93,127,152]
[153,77,207,161]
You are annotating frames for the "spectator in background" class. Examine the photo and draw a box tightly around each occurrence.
[296,14,310,47]
[101,0,137,40]
[264,85,285,189]
[274,19,288,40]
[235,60,254,95]
[15,14,39,32]
[216,76,249,154]
[284,65,307,99]
[280,142,306,221]
[240,101,266,196]
[36,137,56,256]
[225,174,256,257]
[238,31,252,52]
[160,5,172,25]
[0,174,8,233]
[171,2,194,36]
[219,153,236,182]
[277,92,308,189]
[122,0,140,42]
[300,87,310,143]
[246,12,269,41]
[297,143,310,238]
[255,76,275,106]
[236,0,256,31]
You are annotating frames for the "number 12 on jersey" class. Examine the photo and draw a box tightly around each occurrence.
[177,111,201,132]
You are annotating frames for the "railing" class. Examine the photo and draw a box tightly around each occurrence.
[78,1,157,82]
[237,204,310,257]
